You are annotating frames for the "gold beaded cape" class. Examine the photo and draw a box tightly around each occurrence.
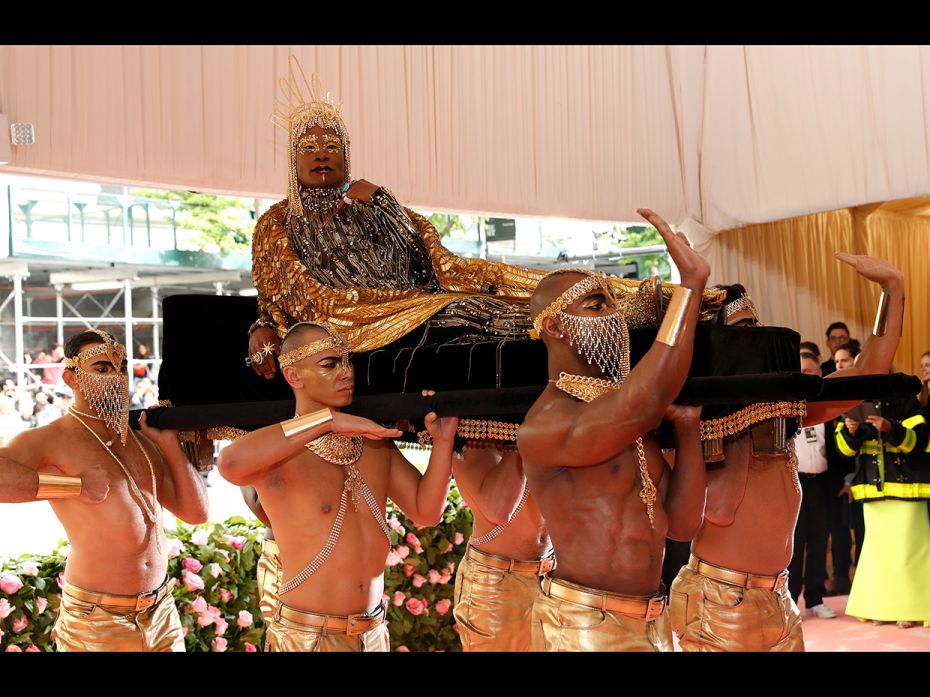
[252,201,725,353]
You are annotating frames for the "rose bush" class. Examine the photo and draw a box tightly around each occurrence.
[1,484,473,652]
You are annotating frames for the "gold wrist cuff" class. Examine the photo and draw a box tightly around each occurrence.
[36,473,82,499]
[281,408,333,438]
[656,287,694,346]
[872,289,889,336]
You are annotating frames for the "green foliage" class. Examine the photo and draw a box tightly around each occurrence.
[130,189,254,256]
[1,497,473,652]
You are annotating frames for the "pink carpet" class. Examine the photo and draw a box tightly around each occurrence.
[798,595,930,651]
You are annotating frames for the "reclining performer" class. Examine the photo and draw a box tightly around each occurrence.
[518,209,708,652]
[218,323,457,651]
[670,255,906,651]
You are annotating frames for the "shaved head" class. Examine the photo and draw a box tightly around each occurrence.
[530,271,591,320]
[280,323,331,356]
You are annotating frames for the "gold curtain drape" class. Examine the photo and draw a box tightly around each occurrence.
[704,200,930,374]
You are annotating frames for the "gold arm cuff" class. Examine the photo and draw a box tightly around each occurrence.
[36,473,82,499]
[655,287,694,346]
[872,289,889,336]
[281,408,333,438]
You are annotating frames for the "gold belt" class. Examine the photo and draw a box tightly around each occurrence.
[277,602,386,637]
[466,545,556,577]
[541,576,666,621]
[688,554,787,591]
[64,576,175,612]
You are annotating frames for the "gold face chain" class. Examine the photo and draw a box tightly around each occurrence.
[67,408,163,552]
[551,374,656,528]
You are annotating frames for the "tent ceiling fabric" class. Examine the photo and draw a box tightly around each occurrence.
[3,45,930,231]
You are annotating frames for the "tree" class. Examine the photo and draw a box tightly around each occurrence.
[130,189,254,256]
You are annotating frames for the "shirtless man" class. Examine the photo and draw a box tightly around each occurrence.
[451,447,553,651]
[0,329,209,651]
[517,209,708,651]
[218,322,457,651]
[670,255,905,651]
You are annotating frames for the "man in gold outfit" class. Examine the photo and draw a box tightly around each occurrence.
[0,329,210,651]
[219,323,459,651]
[670,255,907,651]
[451,448,554,651]
[517,210,709,651]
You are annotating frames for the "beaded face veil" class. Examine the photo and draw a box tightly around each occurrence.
[64,330,129,445]
[532,269,631,383]
[272,55,351,221]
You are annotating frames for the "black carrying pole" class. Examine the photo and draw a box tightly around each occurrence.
[131,373,920,431]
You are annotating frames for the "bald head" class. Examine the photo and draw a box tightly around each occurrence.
[280,323,332,356]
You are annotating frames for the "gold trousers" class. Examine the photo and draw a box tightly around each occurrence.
[532,576,672,652]
[265,602,390,652]
[52,578,185,652]
[670,555,804,652]
[452,545,555,652]
[257,538,281,626]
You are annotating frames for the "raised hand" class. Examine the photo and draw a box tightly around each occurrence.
[834,253,904,289]
[637,208,709,290]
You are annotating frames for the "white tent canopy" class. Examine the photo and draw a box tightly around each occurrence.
[3,45,929,236]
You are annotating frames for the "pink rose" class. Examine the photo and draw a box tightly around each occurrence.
[191,529,210,546]
[435,598,452,616]
[190,596,208,613]
[443,543,453,553]
[214,618,229,636]
[392,591,406,607]
[388,517,402,531]
[181,557,203,574]
[396,645,410,652]
[452,622,460,634]
[405,532,421,547]
[182,626,189,638]
[0,575,24,595]
[56,573,64,589]
[237,610,253,628]
[385,551,402,567]
[395,545,410,560]
[405,598,427,616]
[20,561,39,576]
[412,574,426,588]
[445,561,456,574]
[166,537,184,558]
[197,612,215,628]
[12,615,29,632]
[244,642,258,652]
[453,532,464,545]
[6,645,22,652]
[0,598,13,619]
[209,563,222,579]
[218,588,233,603]
[427,569,441,584]
[35,597,48,614]
[229,536,247,551]
[439,570,452,585]
[402,564,415,578]
[211,637,228,652]
[24,644,40,652]
[182,570,204,592]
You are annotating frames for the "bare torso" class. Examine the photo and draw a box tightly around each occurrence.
[37,418,168,594]
[523,402,669,596]
[253,441,392,616]
[453,452,550,561]
[693,444,800,575]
